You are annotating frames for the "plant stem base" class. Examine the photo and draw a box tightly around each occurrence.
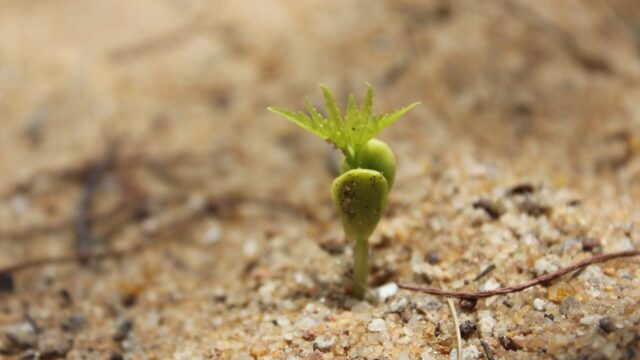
[353,235,369,300]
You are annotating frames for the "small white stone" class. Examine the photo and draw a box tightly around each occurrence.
[367,318,387,333]
[534,257,560,276]
[275,316,291,327]
[202,222,221,244]
[376,283,398,301]
[579,315,603,326]
[389,296,410,312]
[421,350,436,360]
[533,298,545,311]
[314,334,335,351]
[350,301,371,314]
[478,310,496,337]
[10,195,30,214]
[243,239,259,257]
[479,278,501,292]
[295,316,318,331]
[450,346,481,360]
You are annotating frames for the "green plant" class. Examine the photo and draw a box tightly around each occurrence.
[268,84,419,299]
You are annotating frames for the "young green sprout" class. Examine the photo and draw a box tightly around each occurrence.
[268,84,419,299]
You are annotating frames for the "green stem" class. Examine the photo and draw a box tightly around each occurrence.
[352,234,369,300]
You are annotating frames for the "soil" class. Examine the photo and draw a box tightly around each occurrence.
[1,0,640,359]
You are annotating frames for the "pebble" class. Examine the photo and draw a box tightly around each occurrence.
[350,301,371,314]
[376,283,398,301]
[283,332,295,342]
[450,345,481,360]
[581,237,600,252]
[367,318,387,333]
[61,314,87,333]
[479,278,501,292]
[477,311,496,337]
[425,250,441,265]
[415,296,441,311]
[113,319,133,341]
[472,199,504,220]
[109,352,125,360]
[19,350,37,360]
[389,296,410,313]
[599,317,616,333]
[459,298,477,312]
[5,322,37,349]
[250,342,268,357]
[459,320,477,339]
[202,222,222,244]
[534,257,560,276]
[37,331,72,358]
[547,283,576,303]
[499,336,522,351]
[295,316,318,331]
[559,297,580,316]
[579,315,603,326]
[533,298,545,311]
[313,334,335,352]
[421,350,436,360]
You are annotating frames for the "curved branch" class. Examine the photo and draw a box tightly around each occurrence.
[397,249,640,299]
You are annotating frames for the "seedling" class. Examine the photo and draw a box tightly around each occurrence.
[268,84,419,299]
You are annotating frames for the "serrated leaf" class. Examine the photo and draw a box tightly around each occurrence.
[377,102,421,130]
[268,85,419,164]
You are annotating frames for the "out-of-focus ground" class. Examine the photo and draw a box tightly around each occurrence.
[1,0,640,359]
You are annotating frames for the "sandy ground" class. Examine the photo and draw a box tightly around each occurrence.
[1,0,640,359]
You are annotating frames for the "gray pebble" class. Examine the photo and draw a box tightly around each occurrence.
[599,317,616,333]
[113,319,133,341]
[61,314,87,333]
[389,296,410,313]
[19,350,37,360]
[313,334,335,352]
[560,297,580,316]
[5,322,37,349]
[38,330,72,358]
[459,320,477,339]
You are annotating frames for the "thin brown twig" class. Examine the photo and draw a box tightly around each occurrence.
[480,341,496,360]
[0,246,139,274]
[473,263,496,282]
[397,249,640,299]
[75,145,117,256]
[0,194,318,276]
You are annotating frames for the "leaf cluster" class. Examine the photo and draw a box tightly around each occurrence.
[268,84,419,165]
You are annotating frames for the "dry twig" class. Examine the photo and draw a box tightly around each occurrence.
[75,146,117,256]
[447,298,463,360]
[398,249,640,299]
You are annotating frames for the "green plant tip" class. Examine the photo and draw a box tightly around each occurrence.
[332,169,389,241]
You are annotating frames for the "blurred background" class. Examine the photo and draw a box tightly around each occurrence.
[1,0,640,358]
[2,0,640,189]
